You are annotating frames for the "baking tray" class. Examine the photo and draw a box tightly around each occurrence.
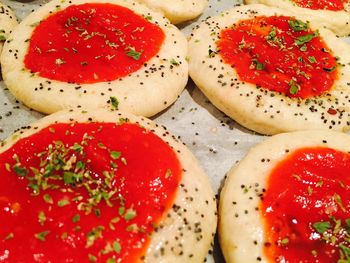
[3,0,348,262]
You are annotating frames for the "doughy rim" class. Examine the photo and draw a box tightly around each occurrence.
[0,107,217,262]
[245,0,350,36]
[0,2,18,55]
[219,130,350,263]
[136,0,208,24]
[1,0,188,117]
[188,4,350,135]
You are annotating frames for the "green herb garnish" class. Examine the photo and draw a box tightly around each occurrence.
[334,193,346,212]
[72,143,82,152]
[280,237,289,245]
[312,221,331,234]
[13,165,28,177]
[268,28,276,41]
[72,214,80,223]
[38,211,46,225]
[124,209,137,221]
[57,199,70,207]
[113,241,121,253]
[170,58,179,66]
[289,80,300,95]
[110,151,121,160]
[307,186,313,195]
[295,31,319,46]
[34,230,50,241]
[126,48,142,60]
[110,96,119,109]
[88,254,97,262]
[300,45,307,52]
[345,219,350,232]
[308,56,316,64]
[288,19,309,31]
[252,58,265,70]
[43,194,53,204]
[86,225,104,247]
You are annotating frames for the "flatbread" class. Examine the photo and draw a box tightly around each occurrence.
[0,107,217,262]
[1,0,188,117]
[219,130,350,262]
[0,2,17,55]
[135,0,208,24]
[188,4,350,135]
[245,0,350,36]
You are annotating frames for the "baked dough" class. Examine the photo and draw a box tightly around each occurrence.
[1,0,188,116]
[188,4,350,135]
[135,0,208,24]
[0,2,17,55]
[219,130,350,263]
[245,0,350,36]
[0,107,217,262]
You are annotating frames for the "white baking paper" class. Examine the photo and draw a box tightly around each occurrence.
[1,0,348,262]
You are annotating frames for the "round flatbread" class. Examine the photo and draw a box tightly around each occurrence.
[0,108,216,262]
[1,0,188,116]
[136,0,208,24]
[245,0,350,36]
[219,130,350,263]
[188,4,350,135]
[0,2,17,55]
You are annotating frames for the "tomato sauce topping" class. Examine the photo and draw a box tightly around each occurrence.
[218,16,338,98]
[0,122,181,262]
[291,0,348,11]
[261,147,350,262]
[24,3,165,84]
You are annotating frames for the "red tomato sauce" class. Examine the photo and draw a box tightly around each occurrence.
[0,122,181,262]
[261,147,350,262]
[24,3,165,84]
[291,0,348,11]
[218,16,338,98]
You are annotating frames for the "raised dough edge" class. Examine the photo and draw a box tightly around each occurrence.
[1,0,188,117]
[219,130,350,263]
[0,107,217,263]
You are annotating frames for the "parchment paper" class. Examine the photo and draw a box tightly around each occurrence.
[2,0,347,262]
